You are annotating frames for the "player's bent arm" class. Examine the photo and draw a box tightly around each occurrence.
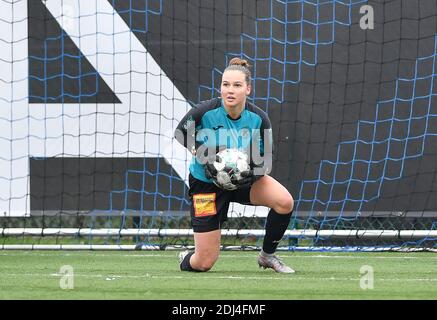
[174,98,221,155]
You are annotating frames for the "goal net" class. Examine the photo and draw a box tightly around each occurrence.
[1,0,436,251]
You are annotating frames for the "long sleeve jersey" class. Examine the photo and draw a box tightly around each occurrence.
[175,98,273,183]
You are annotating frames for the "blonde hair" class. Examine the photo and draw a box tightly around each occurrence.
[224,57,252,85]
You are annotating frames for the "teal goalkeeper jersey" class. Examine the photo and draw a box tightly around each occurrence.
[175,98,272,183]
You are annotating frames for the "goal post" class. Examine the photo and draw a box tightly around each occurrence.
[1,0,436,251]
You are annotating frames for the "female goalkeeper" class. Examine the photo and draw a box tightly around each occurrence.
[174,58,295,273]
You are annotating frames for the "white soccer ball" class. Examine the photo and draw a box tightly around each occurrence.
[210,148,250,190]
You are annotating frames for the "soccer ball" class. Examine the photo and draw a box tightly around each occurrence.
[209,148,250,190]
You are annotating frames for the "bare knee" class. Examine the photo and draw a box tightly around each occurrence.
[274,194,294,214]
[196,258,217,272]
[192,254,218,272]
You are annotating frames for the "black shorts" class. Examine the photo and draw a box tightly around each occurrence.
[188,174,252,233]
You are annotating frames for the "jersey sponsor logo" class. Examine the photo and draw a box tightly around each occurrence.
[193,193,217,217]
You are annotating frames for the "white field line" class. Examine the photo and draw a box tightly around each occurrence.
[0,272,437,283]
[1,252,437,260]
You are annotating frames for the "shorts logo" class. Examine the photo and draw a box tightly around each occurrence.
[193,193,217,217]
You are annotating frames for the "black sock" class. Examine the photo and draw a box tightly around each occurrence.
[180,251,197,272]
[262,209,292,254]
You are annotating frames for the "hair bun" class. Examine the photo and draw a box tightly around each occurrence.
[228,57,251,69]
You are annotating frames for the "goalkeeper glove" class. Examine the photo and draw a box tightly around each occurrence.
[201,145,227,180]
[231,164,266,189]
[204,160,218,180]
[230,169,255,189]
[234,163,267,188]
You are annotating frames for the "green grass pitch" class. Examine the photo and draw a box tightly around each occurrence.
[0,250,436,300]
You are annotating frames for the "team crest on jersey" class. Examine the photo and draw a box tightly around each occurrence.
[240,127,251,138]
[193,193,217,217]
